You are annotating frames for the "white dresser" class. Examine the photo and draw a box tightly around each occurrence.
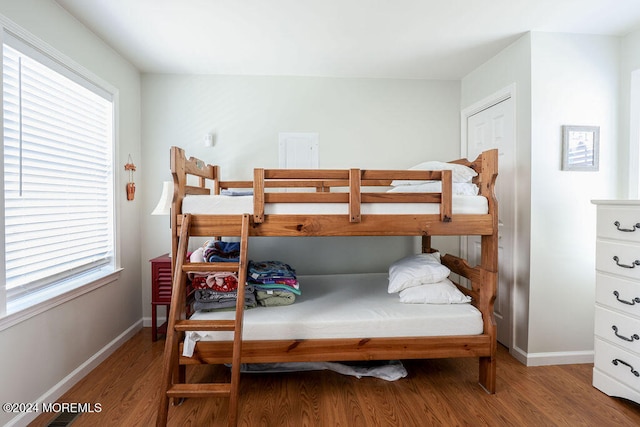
[592,200,640,404]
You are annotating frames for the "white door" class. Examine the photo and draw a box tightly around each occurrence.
[466,97,515,347]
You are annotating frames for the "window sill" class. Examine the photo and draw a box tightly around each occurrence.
[0,266,123,332]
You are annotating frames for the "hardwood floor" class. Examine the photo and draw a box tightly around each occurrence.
[30,328,640,426]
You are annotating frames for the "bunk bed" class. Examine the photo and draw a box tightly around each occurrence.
[157,146,498,426]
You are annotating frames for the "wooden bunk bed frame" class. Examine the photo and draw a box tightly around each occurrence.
[158,146,498,425]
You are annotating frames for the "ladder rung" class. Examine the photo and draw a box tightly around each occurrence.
[175,319,236,332]
[167,383,231,398]
[183,261,242,273]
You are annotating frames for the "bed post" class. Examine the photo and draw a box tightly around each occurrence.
[478,148,498,393]
[212,165,220,195]
[169,147,186,265]
[421,235,432,253]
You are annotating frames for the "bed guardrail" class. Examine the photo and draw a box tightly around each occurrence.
[252,168,453,224]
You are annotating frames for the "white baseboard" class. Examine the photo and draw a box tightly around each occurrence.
[510,345,529,365]
[6,319,143,427]
[510,345,594,366]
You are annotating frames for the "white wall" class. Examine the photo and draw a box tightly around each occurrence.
[0,1,141,425]
[462,32,620,365]
[528,33,619,360]
[620,28,640,197]
[140,74,462,321]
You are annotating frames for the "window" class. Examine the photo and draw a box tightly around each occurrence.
[0,29,117,320]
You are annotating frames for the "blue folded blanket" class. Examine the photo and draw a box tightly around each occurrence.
[221,189,253,196]
[204,241,240,262]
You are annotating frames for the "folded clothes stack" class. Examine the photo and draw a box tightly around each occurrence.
[248,260,301,307]
[189,241,256,311]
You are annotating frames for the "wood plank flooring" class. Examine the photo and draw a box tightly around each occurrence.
[30,328,640,426]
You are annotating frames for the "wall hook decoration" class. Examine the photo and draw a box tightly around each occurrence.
[125,154,137,201]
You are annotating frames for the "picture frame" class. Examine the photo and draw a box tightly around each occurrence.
[562,125,600,171]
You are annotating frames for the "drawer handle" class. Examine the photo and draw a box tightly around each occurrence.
[614,221,640,232]
[613,256,640,269]
[612,358,640,377]
[612,325,640,342]
[613,290,640,305]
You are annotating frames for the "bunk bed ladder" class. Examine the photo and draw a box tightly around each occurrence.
[157,213,251,427]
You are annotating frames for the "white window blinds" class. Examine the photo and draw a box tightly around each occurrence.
[2,38,115,298]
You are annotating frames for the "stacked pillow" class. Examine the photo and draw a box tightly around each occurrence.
[390,161,477,186]
[387,182,478,196]
[389,161,479,195]
[387,252,471,304]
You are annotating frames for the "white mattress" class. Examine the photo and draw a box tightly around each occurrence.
[183,273,483,356]
[181,194,488,215]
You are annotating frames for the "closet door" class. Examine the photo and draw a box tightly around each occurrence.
[466,97,515,347]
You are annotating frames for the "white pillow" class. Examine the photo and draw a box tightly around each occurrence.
[387,182,479,196]
[391,161,477,186]
[388,252,450,293]
[398,279,471,304]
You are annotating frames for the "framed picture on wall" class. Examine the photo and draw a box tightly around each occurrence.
[562,125,600,171]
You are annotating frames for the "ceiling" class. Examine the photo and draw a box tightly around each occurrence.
[55,0,640,80]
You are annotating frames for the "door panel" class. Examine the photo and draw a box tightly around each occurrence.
[466,97,515,346]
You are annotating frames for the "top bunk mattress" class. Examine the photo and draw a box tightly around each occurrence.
[182,194,489,215]
[183,273,484,356]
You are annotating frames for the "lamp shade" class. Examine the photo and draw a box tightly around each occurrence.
[151,181,172,215]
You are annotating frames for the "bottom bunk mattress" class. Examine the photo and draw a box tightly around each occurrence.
[183,273,484,357]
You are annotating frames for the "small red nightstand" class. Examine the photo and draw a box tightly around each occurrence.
[150,254,172,341]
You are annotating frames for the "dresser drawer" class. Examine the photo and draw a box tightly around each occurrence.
[597,205,640,243]
[596,240,640,280]
[595,306,640,353]
[594,338,640,391]
[596,273,640,316]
